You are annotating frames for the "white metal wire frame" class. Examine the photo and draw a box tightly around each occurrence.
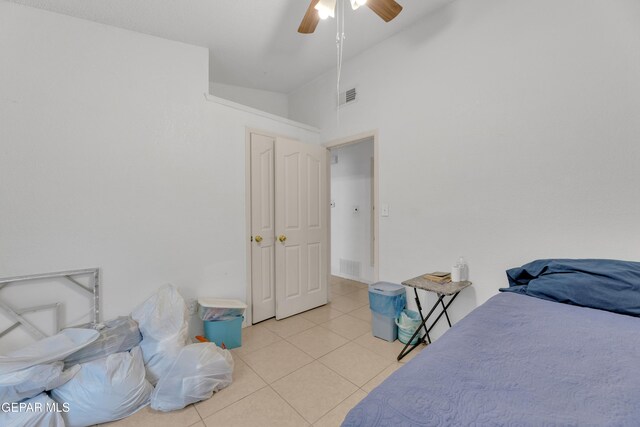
[0,268,100,340]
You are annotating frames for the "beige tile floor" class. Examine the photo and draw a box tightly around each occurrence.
[102,276,426,427]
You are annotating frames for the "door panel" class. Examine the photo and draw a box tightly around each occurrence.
[275,137,328,319]
[285,246,301,298]
[260,246,274,300]
[251,133,276,323]
[284,153,301,229]
[308,243,321,292]
[259,152,273,229]
[307,155,321,229]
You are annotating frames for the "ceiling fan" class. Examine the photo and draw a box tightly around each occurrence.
[298,0,403,34]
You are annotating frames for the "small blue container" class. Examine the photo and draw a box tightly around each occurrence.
[396,309,424,345]
[204,316,244,349]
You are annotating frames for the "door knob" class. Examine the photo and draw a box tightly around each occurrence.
[255,235,263,243]
[278,235,287,243]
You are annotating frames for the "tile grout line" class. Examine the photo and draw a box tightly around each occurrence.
[315,317,371,341]
[324,338,397,377]
[199,382,270,425]
[192,403,204,422]
[302,330,392,391]
[243,344,318,387]
[315,352,392,391]
[232,337,285,360]
[267,383,314,425]
[256,322,375,422]
[314,387,366,425]
[268,338,365,424]
[283,332,352,361]
[196,353,267,422]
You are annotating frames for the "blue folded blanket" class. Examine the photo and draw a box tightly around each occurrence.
[500,259,640,317]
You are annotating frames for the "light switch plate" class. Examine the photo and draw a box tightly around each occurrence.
[381,204,389,217]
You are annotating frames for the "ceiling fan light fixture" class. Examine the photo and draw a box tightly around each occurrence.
[318,8,331,19]
[315,0,336,19]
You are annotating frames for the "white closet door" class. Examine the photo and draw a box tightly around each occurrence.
[251,133,276,323]
[274,137,328,319]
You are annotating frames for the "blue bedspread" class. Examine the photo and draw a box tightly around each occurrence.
[343,293,640,426]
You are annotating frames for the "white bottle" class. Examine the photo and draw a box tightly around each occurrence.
[451,264,462,282]
[457,257,469,281]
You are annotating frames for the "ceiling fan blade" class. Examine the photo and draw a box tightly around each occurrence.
[366,0,403,22]
[298,0,321,34]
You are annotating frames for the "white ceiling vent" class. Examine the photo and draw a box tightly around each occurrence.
[338,87,357,107]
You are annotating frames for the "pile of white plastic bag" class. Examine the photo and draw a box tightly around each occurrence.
[131,284,190,386]
[132,285,234,410]
[51,347,153,426]
[151,342,233,412]
[63,316,142,369]
[0,284,234,427]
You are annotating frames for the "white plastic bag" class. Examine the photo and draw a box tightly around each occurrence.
[50,347,152,427]
[0,362,79,404]
[0,329,99,375]
[150,343,234,412]
[64,317,142,368]
[131,284,188,385]
[0,393,66,427]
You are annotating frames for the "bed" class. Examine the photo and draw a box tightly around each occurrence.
[343,260,640,427]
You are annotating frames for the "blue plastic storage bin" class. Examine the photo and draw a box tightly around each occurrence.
[204,316,243,349]
[368,282,406,342]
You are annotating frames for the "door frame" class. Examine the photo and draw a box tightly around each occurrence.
[245,128,330,326]
[324,130,380,285]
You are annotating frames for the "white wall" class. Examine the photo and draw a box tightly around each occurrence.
[0,2,318,351]
[330,140,375,283]
[289,0,640,338]
[210,82,289,118]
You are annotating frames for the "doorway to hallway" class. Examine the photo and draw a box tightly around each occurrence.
[328,136,377,285]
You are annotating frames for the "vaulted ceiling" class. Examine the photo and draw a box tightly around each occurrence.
[9,0,449,93]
